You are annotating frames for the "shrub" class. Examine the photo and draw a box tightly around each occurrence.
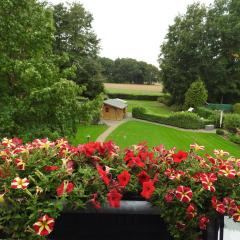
[233,103,240,114]
[157,94,172,106]
[216,129,225,136]
[132,109,205,129]
[107,93,159,101]
[223,113,240,133]
[228,134,240,144]
[132,107,146,117]
[184,80,208,109]
[195,107,215,119]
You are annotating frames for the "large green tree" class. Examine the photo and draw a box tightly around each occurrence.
[0,0,101,140]
[159,0,240,104]
[52,3,104,99]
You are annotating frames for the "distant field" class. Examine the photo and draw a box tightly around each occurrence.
[126,100,172,116]
[70,124,108,145]
[107,121,240,157]
[105,83,162,96]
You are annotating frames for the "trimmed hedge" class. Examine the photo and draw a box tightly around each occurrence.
[233,103,240,114]
[107,93,160,101]
[195,107,220,127]
[132,107,205,129]
[223,114,240,133]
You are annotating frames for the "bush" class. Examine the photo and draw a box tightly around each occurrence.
[132,109,205,129]
[233,103,240,114]
[132,107,146,116]
[228,134,240,144]
[195,107,215,119]
[184,80,208,109]
[216,129,225,136]
[157,94,172,106]
[223,114,240,133]
[107,93,159,101]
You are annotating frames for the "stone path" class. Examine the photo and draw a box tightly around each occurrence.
[96,115,216,142]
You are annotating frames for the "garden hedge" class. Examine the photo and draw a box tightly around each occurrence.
[132,107,205,129]
[107,93,160,101]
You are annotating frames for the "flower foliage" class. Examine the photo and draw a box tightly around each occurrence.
[0,138,240,239]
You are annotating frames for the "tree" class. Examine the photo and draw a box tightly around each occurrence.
[159,0,240,104]
[184,80,208,108]
[100,58,160,84]
[52,3,104,99]
[0,0,101,140]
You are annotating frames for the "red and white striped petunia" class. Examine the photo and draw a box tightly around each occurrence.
[175,186,193,203]
[33,214,55,236]
[11,177,29,190]
[15,158,25,170]
[214,149,229,157]
[211,196,225,214]
[218,165,236,179]
[190,143,205,151]
[199,216,209,230]
[199,173,217,192]
[233,206,240,222]
[186,203,197,219]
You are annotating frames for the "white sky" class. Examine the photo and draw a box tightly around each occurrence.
[49,0,214,67]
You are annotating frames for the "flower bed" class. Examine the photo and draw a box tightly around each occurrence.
[0,138,240,239]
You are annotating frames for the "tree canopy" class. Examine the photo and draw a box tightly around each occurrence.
[0,0,102,140]
[159,0,240,104]
[99,57,161,84]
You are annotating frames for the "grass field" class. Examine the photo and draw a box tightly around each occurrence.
[104,83,162,96]
[70,124,108,145]
[106,120,240,157]
[126,100,172,116]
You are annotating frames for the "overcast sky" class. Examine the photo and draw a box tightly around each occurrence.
[49,0,214,67]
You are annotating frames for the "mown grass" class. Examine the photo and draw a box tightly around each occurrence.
[106,120,240,157]
[126,100,173,116]
[70,124,108,145]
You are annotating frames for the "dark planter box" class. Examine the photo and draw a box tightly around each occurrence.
[49,200,173,240]
[49,201,221,240]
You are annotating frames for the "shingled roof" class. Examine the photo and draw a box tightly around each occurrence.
[103,98,127,109]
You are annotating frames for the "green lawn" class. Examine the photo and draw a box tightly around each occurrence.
[126,100,173,116]
[106,120,240,157]
[70,124,108,145]
[106,88,161,96]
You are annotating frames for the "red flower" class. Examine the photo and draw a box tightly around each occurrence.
[96,165,110,186]
[186,203,197,219]
[90,193,101,209]
[44,166,59,171]
[164,189,175,203]
[172,151,188,163]
[218,164,236,179]
[199,216,209,230]
[175,186,193,203]
[223,197,237,215]
[33,214,55,236]
[211,196,225,214]
[56,181,74,197]
[15,158,25,170]
[141,180,155,199]
[107,189,122,208]
[233,205,240,222]
[117,170,131,187]
[137,171,150,185]
[11,177,29,190]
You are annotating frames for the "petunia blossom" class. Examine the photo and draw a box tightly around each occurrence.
[175,186,193,203]
[117,170,131,187]
[56,181,74,197]
[33,214,55,236]
[11,177,29,190]
[107,189,122,208]
[140,180,155,199]
[172,151,188,163]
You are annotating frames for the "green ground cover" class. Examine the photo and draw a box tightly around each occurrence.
[106,120,240,156]
[70,124,108,145]
[126,100,172,116]
[106,88,162,96]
